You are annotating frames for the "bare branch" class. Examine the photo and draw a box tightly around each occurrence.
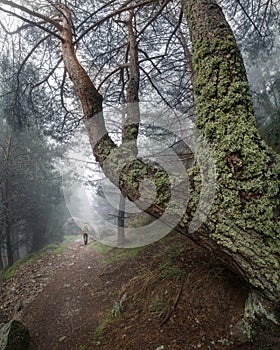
[31,57,63,90]
[76,0,120,30]
[0,18,47,34]
[138,49,163,74]
[75,0,159,44]
[17,35,51,77]
[236,0,263,37]
[139,66,173,110]
[0,0,63,30]
[136,0,170,38]
[0,6,64,40]
[260,0,272,31]
[98,64,129,91]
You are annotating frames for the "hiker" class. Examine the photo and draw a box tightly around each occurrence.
[82,223,90,245]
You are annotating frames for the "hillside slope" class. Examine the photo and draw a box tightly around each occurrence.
[0,234,252,350]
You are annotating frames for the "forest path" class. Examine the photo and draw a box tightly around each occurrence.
[23,240,111,350]
[0,238,124,350]
[0,235,254,350]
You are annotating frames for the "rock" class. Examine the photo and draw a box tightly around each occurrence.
[230,319,249,346]
[0,319,30,350]
[58,336,67,342]
[14,301,23,312]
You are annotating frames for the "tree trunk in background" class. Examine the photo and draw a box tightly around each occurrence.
[117,195,126,246]
[122,10,140,155]
[118,10,140,246]
[2,180,13,267]
[58,2,280,346]
[1,133,13,267]
[0,248,4,271]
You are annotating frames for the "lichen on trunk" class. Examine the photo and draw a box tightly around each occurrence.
[182,0,280,344]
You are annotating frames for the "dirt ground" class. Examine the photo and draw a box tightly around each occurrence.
[0,238,134,350]
[22,242,119,350]
[92,235,253,350]
[0,234,254,350]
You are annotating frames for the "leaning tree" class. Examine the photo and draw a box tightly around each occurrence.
[0,0,279,347]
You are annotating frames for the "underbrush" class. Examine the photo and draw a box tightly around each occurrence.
[92,233,187,341]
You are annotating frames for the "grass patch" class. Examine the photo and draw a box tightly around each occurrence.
[163,241,184,260]
[1,259,25,280]
[52,235,78,254]
[90,241,113,255]
[148,296,169,314]
[92,232,188,349]
[90,241,141,266]
[105,248,140,265]
[94,307,120,338]
[93,298,125,344]
[159,263,184,280]
[63,234,79,242]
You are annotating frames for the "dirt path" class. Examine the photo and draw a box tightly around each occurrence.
[0,235,253,350]
[0,239,123,350]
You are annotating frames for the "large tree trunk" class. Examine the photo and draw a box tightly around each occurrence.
[182,0,280,346]
[58,2,280,346]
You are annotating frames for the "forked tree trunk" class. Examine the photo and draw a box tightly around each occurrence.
[58,2,280,346]
[59,5,171,219]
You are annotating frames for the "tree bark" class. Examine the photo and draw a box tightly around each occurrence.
[122,10,140,155]
[59,5,172,218]
[182,0,280,345]
[58,2,280,344]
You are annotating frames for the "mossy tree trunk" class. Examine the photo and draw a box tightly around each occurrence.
[182,0,280,346]
[58,2,279,345]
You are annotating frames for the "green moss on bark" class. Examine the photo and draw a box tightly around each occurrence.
[183,0,280,302]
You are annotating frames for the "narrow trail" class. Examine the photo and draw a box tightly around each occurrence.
[1,239,124,350]
[24,241,113,350]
